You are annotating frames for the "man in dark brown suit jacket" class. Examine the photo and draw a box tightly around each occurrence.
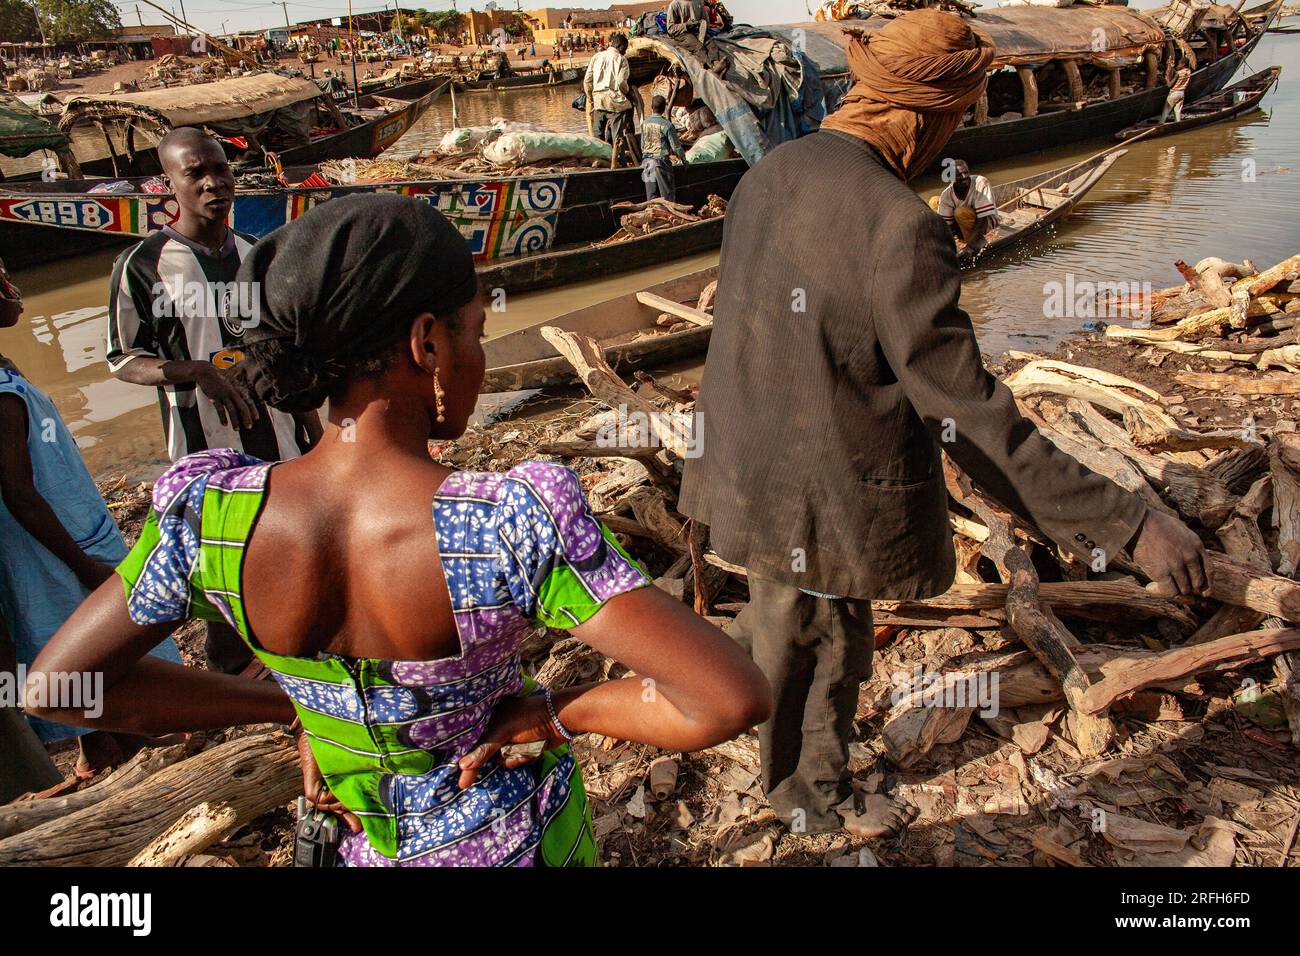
[678,10,1208,836]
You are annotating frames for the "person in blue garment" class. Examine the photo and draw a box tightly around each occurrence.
[0,256,183,780]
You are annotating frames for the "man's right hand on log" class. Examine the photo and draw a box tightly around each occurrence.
[1128,508,1211,598]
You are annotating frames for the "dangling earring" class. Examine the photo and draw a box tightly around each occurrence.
[433,366,446,423]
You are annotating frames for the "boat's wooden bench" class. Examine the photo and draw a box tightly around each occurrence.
[1021,187,1070,210]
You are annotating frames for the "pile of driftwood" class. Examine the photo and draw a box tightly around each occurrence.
[597,195,728,246]
[7,255,1300,866]
[1101,250,1300,396]
[454,268,1300,865]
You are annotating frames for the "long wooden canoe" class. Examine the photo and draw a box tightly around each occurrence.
[454,68,584,93]
[481,266,716,394]
[476,215,724,295]
[1115,66,1281,142]
[956,148,1126,268]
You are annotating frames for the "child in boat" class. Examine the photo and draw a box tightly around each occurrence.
[28,195,771,866]
[641,94,687,202]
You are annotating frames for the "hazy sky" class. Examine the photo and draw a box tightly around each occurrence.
[118,0,1166,43]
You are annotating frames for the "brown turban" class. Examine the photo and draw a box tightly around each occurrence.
[821,9,993,181]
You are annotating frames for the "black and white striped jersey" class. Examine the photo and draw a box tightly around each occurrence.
[106,226,306,463]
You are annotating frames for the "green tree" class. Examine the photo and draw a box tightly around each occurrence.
[33,0,121,42]
[0,0,40,42]
[426,10,463,36]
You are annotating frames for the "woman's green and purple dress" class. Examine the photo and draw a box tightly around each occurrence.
[117,450,651,866]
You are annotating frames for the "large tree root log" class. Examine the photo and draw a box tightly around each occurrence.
[541,326,691,460]
[0,740,191,839]
[1063,400,1238,526]
[1003,548,1114,757]
[1080,628,1300,714]
[0,732,298,866]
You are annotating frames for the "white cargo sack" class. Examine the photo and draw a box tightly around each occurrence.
[686,130,732,164]
[436,125,497,154]
[482,130,611,166]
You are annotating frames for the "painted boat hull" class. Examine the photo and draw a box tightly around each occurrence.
[476,213,725,294]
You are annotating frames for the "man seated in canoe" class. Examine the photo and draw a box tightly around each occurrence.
[930,159,998,254]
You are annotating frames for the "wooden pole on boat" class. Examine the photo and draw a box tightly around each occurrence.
[1105,67,1123,100]
[1063,60,1085,103]
[449,74,459,126]
[1144,49,1160,90]
[992,125,1163,214]
[349,0,360,107]
[1017,66,1038,118]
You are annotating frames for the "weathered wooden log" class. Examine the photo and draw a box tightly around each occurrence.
[1031,409,1174,516]
[536,438,662,461]
[1104,66,1122,99]
[1064,400,1238,526]
[127,802,239,867]
[635,291,711,327]
[626,488,688,554]
[0,740,191,839]
[1017,65,1038,117]
[882,677,975,767]
[1063,59,1085,101]
[1080,628,1300,714]
[1143,49,1160,90]
[631,371,697,405]
[1205,551,1300,622]
[541,326,690,459]
[1205,444,1269,494]
[874,579,1197,627]
[1106,295,1283,342]
[1173,371,1300,395]
[1005,360,1167,417]
[1177,258,1233,309]
[1216,474,1273,571]
[1122,406,1259,454]
[0,732,298,866]
[1271,431,1300,577]
[1233,251,1300,298]
[1003,548,1114,757]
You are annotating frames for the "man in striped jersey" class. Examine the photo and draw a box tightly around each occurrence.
[107,128,322,673]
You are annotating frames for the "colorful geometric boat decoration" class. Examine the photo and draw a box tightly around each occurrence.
[0,176,565,263]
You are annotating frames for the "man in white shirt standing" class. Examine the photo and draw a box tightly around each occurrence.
[933,159,999,253]
[584,32,638,167]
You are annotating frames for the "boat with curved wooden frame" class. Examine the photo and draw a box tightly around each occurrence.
[1114,65,1281,141]
[481,266,717,394]
[956,148,1127,268]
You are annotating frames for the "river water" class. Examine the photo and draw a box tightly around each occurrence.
[5,24,1299,481]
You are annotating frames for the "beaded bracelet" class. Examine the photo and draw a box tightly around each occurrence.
[543,686,576,743]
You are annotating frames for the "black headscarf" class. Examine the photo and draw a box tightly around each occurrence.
[238,193,478,412]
